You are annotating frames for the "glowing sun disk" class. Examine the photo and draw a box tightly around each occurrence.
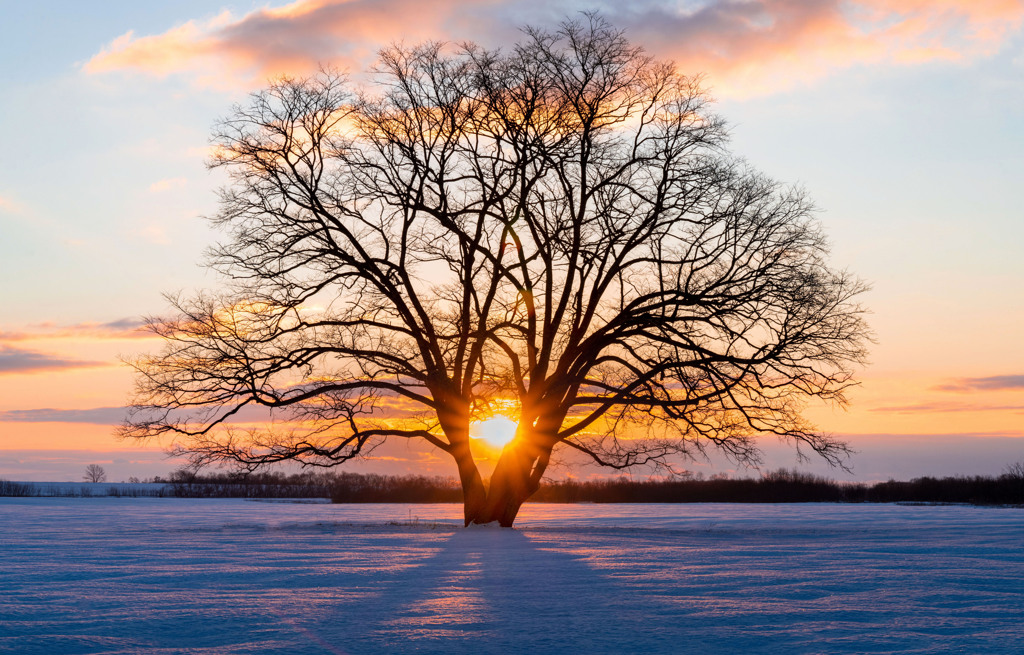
[472,416,518,448]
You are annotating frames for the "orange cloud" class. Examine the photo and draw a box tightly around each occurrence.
[83,0,1024,96]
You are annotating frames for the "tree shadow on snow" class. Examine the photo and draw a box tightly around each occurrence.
[309,526,719,654]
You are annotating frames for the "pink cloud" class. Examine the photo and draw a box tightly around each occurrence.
[84,0,476,89]
[83,0,1024,95]
[870,402,1024,414]
[0,406,127,424]
[934,375,1024,392]
[0,318,151,342]
[617,0,1024,95]
[0,345,108,375]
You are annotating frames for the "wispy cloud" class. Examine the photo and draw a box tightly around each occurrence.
[0,194,23,214]
[130,223,172,245]
[149,177,188,193]
[0,405,267,425]
[83,0,1024,96]
[871,402,1024,414]
[0,318,150,341]
[0,345,108,375]
[1,394,432,426]
[934,375,1024,392]
[0,407,128,424]
[834,430,1024,440]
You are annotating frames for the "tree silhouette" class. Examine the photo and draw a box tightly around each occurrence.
[83,464,107,484]
[122,16,869,526]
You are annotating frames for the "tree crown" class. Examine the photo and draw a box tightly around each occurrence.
[123,16,869,478]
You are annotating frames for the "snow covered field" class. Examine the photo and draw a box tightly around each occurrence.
[1,499,1022,654]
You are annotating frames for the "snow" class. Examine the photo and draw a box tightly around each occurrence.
[1,499,1022,654]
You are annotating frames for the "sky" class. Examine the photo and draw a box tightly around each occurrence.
[1,0,1022,482]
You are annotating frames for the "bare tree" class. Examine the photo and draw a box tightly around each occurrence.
[84,464,107,484]
[122,16,869,526]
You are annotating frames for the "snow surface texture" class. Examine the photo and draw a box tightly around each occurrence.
[1,499,1022,654]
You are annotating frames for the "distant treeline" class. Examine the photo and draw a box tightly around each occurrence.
[533,468,1024,505]
[124,465,1024,505]
[3,465,1023,505]
[161,470,463,501]
[159,470,339,499]
[328,467,1024,505]
[0,480,168,498]
[0,480,37,496]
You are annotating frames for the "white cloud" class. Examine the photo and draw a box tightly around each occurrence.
[131,223,172,245]
[0,194,23,214]
[149,177,188,193]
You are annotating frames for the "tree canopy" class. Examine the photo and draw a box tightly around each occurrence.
[123,16,869,526]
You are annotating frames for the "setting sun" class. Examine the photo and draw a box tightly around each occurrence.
[471,416,518,448]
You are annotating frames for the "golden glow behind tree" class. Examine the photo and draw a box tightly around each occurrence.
[122,16,869,527]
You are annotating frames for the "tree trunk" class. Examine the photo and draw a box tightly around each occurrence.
[435,394,488,527]
[470,439,551,527]
[451,442,488,527]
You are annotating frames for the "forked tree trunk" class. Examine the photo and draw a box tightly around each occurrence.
[461,439,551,527]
